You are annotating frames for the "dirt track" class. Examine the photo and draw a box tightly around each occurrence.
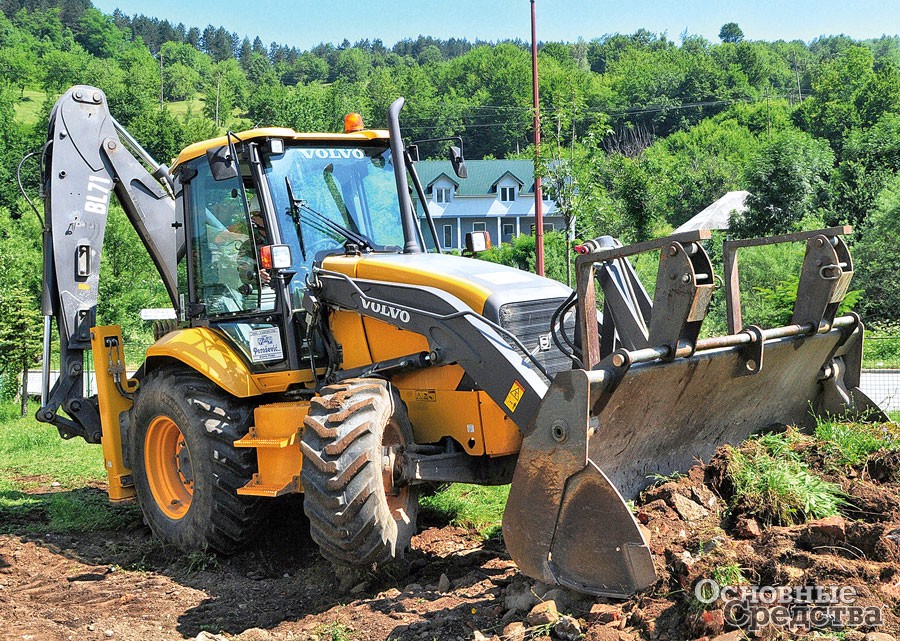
[0,494,527,641]
[2,446,900,641]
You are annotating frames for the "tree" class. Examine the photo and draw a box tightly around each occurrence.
[794,45,874,146]
[244,51,275,86]
[537,95,605,285]
[596,151,666,242]
[237,36,251,68]
[163,62,200,100]
[731,128,834,237]
[830,113,900,227]
[334,47,371,83]
[853,175,900,323]
[416,44,442,66]
[643,115,759,228]
[0,46,35,95]
[73,7,122,58]
[201,59,247,128]
[0,205,43,409]
[719,23,744,44]
[0,287,42,411]
[288,51,328,84]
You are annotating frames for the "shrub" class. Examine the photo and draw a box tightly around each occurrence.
[815,418,900,467]
[726,433,845,526]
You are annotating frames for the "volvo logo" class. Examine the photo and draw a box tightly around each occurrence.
[361,298,411,324]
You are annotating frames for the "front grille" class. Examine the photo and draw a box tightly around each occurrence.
[498,298,574,382]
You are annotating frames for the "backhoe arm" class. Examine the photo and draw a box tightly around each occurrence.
[37,85,181,442]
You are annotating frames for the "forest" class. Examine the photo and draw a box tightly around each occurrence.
[1,0,900,396]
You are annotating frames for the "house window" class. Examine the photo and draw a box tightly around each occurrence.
[500,186,516,202]
[543,223,555,232]
[472,222,487,232]
[502,223,514,237]
[443,224,452,248]
[434,187,451,203]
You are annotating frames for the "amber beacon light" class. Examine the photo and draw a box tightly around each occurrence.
[343,113,364,133]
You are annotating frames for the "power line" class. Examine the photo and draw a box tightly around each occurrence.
[401,90,810,134]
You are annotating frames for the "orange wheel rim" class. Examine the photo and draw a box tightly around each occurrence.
[145,415,194,520]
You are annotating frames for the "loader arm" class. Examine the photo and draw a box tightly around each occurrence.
[37,86,180,442]
[309,268,550,427]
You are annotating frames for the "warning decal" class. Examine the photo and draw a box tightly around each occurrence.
[504,380,525,412]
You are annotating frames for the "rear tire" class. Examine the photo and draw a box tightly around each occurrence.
[301,378,418,568]
[127,367,266,553]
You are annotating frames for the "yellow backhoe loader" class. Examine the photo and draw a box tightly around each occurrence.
[33,85,887,597]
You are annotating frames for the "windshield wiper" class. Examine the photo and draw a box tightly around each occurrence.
[284,177,374,255]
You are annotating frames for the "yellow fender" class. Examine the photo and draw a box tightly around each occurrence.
[146,327,310,397]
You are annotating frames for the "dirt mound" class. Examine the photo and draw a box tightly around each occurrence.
[1,443,898,640]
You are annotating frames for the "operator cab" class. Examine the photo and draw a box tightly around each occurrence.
[172,123,415,376]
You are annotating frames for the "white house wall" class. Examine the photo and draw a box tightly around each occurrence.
[422,196,561,250]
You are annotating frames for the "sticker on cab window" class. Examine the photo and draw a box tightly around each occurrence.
[250,327,284,362]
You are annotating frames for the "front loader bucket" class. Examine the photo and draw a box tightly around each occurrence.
[503,228,887,597]
[503,324,881,597]
[503,368,657,597]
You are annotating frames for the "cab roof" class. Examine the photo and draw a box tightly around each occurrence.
[171,126,391,170]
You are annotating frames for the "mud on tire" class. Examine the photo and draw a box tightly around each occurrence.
[301,378,419,568]
[127,367,267,554]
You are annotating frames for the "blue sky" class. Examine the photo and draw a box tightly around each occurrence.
[90,0,900,50]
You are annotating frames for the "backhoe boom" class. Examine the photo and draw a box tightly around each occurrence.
[37,86,180,441]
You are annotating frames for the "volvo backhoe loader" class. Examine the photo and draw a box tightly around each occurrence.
[34,85,886,598]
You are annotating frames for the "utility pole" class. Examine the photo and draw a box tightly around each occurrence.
[531,0,545,276]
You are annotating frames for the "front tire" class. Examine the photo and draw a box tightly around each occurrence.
[301,378,419,568]
[127,367,266,553]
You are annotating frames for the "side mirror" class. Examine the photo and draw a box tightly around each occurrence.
[407,144,420,162]
[449,145,467,179]
[465,231,491,253]
[206,145,239,181]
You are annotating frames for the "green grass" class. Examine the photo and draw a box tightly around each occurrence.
[711,561,746,588]
[862,333,900,369]
[167,95,205,118]
[419,483,509,538]
[692,561,747,610]
[815,417,900,467]
[726,432,846,526]
[315,622,355,641]
[13,89,48,126]
[0,401,140,534]
[0,402,104,488]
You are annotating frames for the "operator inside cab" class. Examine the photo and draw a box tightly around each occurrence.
[195,185,274,315]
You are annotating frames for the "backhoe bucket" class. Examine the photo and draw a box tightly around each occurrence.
[503,228,887,598]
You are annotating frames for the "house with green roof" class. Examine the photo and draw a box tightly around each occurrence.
[412,160,561,250]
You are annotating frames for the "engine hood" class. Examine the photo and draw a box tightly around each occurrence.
[321,252,572,318]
